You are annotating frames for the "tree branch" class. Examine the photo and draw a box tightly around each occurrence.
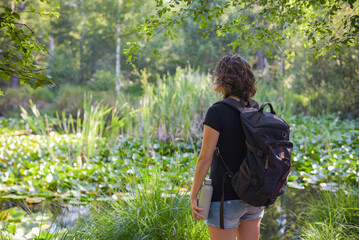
[1,19,53,57]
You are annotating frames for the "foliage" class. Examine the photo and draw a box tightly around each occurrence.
[288,45,359,115]
[61,173,208,240]
[88,70,116,91]
[125,0,359,62]
[1,0,357,117]
[0,85,55,118]
[1,108,358,199]
[0,206,57,240]
[0,111,197,199]
[0,108,358,238]
[135,67,218,143]
[296,186,359,239]
[0,0,60,95]
[289,115,359,189]
[50,47,80,86]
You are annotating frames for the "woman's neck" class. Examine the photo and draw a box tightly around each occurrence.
[227,95,241,102]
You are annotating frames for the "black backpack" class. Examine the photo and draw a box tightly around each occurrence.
[214,98,293,229]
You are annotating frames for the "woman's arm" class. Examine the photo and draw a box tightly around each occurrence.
[190,124,220,220]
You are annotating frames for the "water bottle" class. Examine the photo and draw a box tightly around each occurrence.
[198,178,213,219]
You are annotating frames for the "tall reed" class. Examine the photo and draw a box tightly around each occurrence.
[20,100,57,162]
[133,68,299,145]
[21,68,299,148]
[135,67,219,144]
[20,68,300,153]
[20,94,137,165]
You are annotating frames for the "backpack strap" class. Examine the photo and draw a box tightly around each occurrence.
[218,98,259,111]
[213,98,258,229]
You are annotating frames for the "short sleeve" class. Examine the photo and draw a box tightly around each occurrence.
[203,105,222,133]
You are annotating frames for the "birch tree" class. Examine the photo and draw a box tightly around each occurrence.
[115,0,122,94]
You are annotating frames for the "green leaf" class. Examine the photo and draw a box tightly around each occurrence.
[13,13,20,20]
[0,72,11,81]
[199,20,207,29]
[348,0,355,8]
[53,2,60,9]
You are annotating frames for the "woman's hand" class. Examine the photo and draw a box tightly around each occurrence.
[191,196,205,220]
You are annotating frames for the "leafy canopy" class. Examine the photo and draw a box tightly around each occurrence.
[125,0,359,63]
[0,0,59,96]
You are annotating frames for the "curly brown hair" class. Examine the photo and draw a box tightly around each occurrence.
[213,55,256,100]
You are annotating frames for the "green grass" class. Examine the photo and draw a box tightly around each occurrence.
[297,186,359,240]
[60,173,209,240]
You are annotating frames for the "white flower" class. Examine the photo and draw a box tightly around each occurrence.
[46,173,53,183]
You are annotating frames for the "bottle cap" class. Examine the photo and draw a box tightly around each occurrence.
[204,178,212,185]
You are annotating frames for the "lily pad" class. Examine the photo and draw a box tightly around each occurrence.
[26,197,45,205]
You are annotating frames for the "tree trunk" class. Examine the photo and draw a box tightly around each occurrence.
[47,35,55,78]
[9,75,20,88]
[18,2,24,11]
[279,53,285,76]
[79,25,85,81]
[256,49,264,73]
[9,1,20,88]
[115,0,122,95]
[79,10,86,82]
[264,57,269,82]
[253,13,264,75]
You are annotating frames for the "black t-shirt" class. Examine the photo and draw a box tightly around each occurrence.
[203,101,247,201]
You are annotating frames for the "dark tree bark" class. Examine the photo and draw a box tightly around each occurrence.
[256,49,264,73]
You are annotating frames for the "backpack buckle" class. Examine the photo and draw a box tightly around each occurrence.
[257,150,264,157]
[216,147,220,156]
[282,130,288,138]
[251,178,258,186]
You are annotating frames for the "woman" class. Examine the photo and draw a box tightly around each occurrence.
[190,55,264,240]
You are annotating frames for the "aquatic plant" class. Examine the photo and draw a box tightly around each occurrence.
[61,173,209,240]
[296,186,359,240]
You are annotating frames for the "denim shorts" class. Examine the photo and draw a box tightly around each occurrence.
[205,199,265,229]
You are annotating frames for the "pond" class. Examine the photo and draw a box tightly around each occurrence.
[1,187,310,239]
[1,115,358,238]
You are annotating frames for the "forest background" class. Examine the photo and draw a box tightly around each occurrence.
[1,0,358,117]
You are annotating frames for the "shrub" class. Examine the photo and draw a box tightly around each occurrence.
[88,70,116,91]
[30,87,56,103]
[50,47,79,86]
[55,85,88,115]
